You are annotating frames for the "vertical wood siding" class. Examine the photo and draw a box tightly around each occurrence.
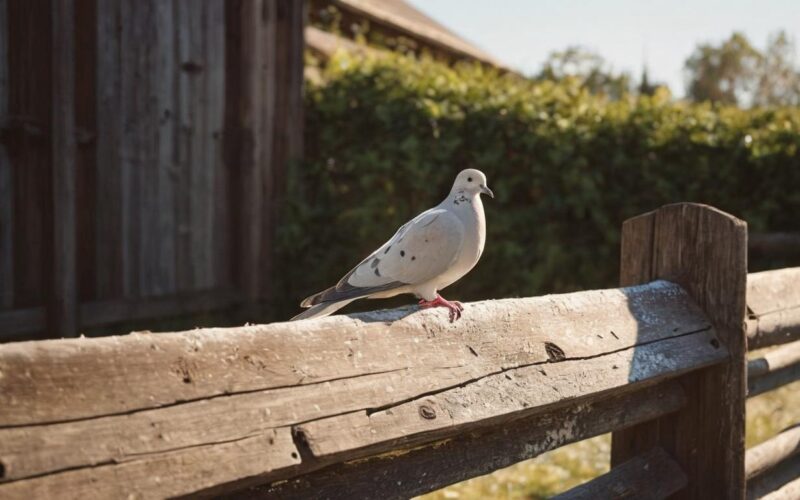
[0,0,304,340]
[0,0,12,309]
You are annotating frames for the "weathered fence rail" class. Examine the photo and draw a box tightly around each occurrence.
[747,268,800,349]
[0,203,798,499]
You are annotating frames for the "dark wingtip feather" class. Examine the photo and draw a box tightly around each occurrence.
[299,281,404,308]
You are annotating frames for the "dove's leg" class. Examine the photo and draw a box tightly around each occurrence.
[419,294,463,322]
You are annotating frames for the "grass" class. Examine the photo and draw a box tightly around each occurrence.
[419,354,800,499]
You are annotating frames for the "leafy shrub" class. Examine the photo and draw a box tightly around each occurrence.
[274,52,800,318]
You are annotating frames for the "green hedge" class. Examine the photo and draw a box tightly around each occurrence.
[275,52,800,318]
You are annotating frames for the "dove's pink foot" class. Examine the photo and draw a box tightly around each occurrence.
[419,294,464,322]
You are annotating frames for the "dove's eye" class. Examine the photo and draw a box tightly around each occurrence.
[467,177,473,182]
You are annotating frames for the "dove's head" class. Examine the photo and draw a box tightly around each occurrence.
[452,169,494,199]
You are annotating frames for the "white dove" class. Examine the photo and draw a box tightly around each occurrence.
[292,169,493,322]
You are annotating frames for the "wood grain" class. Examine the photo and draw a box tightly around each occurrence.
[297,330,723,461]
[747,267,800,349]
[747,454,800,500]
[758,476,800,500]
[745,424,800,480]
[8,1,52,311]
[0,330,719,483]
[239,383,686,500]
[748,268,800,316]
[154,0,177,297]
[50,0,78,338]
[0,0,304,338]
[94,0,124,300]
[0,429,299,500]
[0,282,711,425]
[0,285,723,498]
[553,447,686,500]
[611,203,748,499]
[748,363,800,398]
[748,340,800,378]
[0,0,12,311]
[231,0,266,308]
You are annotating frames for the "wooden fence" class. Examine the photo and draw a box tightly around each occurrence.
[0,0,304,342]
[0,203,798,499]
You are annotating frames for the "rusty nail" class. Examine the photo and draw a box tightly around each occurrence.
[419,405,436,420]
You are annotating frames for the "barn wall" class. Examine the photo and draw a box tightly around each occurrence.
[0,0,305,341]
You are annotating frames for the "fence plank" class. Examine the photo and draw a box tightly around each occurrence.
[0,335,708,483]
[228,0,265,310]
[0,333,714,493]
[747,338,800,398]
[747,454,800,500]
[749,363,800,398]
[73,0,97,304]
[0,281,711,426]
[553,447,686,500]
[747,268,800,349]
[188,0,212,290]
[94,0,124,300]
[174,0,195,292]
[262,0,304,308]
[757,476,800,500]
[132,0,162,298]
[0,429,299,500]
[244,383,686,500]
[119,0,143,298]
[50,0,78,337]
[207,0,229,289]
[7,2,51,310]
[611,203,748,499]
[748,268,800,317]
[297,330,722,462]
[745,424,800,481]
[0,0,12,310]
[153,0,177,296]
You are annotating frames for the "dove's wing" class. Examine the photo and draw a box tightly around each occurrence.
[374,209,464,285]
[301,208,464,307]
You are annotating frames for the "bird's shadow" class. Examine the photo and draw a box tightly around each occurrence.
[348,304,420,323]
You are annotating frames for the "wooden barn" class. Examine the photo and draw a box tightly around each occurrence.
[0,0,304,341]
[306,0,509,70]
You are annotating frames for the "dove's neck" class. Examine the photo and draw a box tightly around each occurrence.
[433,188,486,289]
[445,189,486,237]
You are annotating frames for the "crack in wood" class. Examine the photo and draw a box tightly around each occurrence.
[0,367,410,431]
[357,326,712,419]
[0,430,275,484]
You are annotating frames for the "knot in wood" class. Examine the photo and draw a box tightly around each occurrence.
[544,342,566,362]
[418,405,437,420]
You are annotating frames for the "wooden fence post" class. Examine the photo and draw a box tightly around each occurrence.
[610,203,748,498]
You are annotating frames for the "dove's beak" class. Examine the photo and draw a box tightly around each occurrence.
[480,184,494,199]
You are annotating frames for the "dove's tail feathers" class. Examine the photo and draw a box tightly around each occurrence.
[300,281,404,308]
[290,299,355,321]
[293,281,406,321]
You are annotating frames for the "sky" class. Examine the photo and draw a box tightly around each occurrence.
[408,0,800,97]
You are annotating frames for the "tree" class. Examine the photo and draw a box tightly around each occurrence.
[684,31,800,107]
[752,31,800,106]
[637,66,670,97]
[684,32,762,105]
[537,46,632,100]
